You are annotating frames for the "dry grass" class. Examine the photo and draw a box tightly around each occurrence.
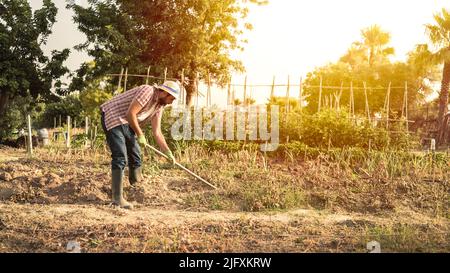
[0,145,448,252]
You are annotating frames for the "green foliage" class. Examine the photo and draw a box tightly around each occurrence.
[153,103,411,152]
[38,95,83,128]
[417,8,450,142]
[303,25,437,116]
[68,0,266,105]
[268,97,299,112]
[341,25,394,68]
[79,80,113,127]
[0,0,70,140]
[298,109,363,148]
[286,109,412,149]
[0,0,70,98]
[0,95,45,139]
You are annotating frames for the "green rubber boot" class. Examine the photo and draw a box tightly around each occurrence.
[129,166,143,186]
[111,169,134,209]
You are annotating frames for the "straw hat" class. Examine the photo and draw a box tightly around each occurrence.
[154,80,180,100]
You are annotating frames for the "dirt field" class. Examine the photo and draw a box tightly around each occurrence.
[0,146,449,253]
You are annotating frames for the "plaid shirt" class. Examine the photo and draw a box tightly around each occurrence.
[100,85,164,131]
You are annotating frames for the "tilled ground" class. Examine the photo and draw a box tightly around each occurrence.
[0,149,205,209]
[0,147,449,252]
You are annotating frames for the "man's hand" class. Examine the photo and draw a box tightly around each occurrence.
[137,135,148,146]
[163,150,176,165]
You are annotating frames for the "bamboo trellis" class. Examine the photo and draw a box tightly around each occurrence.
[106,70,412,128]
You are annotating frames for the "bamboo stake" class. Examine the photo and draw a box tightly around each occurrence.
[27,115,33,156]
[350,81,355,121]
[333,92,338,109]
[164,67,168,82]
[243,75,248,106]
[318,76,323,112]
[299,76,303,112]
[385,82,391,130]
[338,81,344,110]
[270,76,275,101]
[66,116,71,148]
[227,77,232,106]
[92,126,98,149]
[195,72,200,108]
[123,67,128,93]
[286,75,290,114]
[232,87,236,105]
[180,69,185,106]
[116,67,124,94]
[145,66,151,85]
[53,117,56,129]
[405,81,409,131]
[105,74,410,90]
[59,115,61,128]
[85,116,89,148]
[363,82,371,123]
[207,72,211,107]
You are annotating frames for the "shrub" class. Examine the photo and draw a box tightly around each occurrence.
[38,95,83,128]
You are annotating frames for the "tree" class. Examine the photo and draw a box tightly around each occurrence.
[340,25,394,68]
[304,26,434,118]
[416,8,450,144]
[79,78,113,126]
[68,0,267,106]
[38,95,83,128]
[0,0,70,138]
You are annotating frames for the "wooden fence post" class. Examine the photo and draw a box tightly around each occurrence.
[299,76,303,113]
[363,82,371,123]
[270,75,275,101]
[195,72,200,108]
[350,81,355,122]
[337,81,343,110]
[123,67,128,93]
[66,116,71,148]
[116,67,124,94]
[227,77,232,106]
[207,72,211,107]
[243,75,248,106]
[286,75,290,114]
[85,116,89,148]
[92,125,98,149]
[318,76,323,112]
[180,69,185,107]
[145,66,151,85]
[27,114,33,156]
[384,82,391,130]
[405,81,409,131]
[232,87,236,105]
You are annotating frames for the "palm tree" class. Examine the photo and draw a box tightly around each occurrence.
[340,25,394,68]
[361,25,395,67]
[418,8,450,143]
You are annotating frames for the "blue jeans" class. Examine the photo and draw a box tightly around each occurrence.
[101,111,142,171]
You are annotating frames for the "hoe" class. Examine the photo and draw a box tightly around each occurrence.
[144,143,218,190]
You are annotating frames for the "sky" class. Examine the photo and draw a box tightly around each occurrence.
[30,0,450,105]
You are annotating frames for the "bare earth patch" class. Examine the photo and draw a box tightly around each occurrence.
[0,147,448,252]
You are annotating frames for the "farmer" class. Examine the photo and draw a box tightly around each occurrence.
[100,81,180,209]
